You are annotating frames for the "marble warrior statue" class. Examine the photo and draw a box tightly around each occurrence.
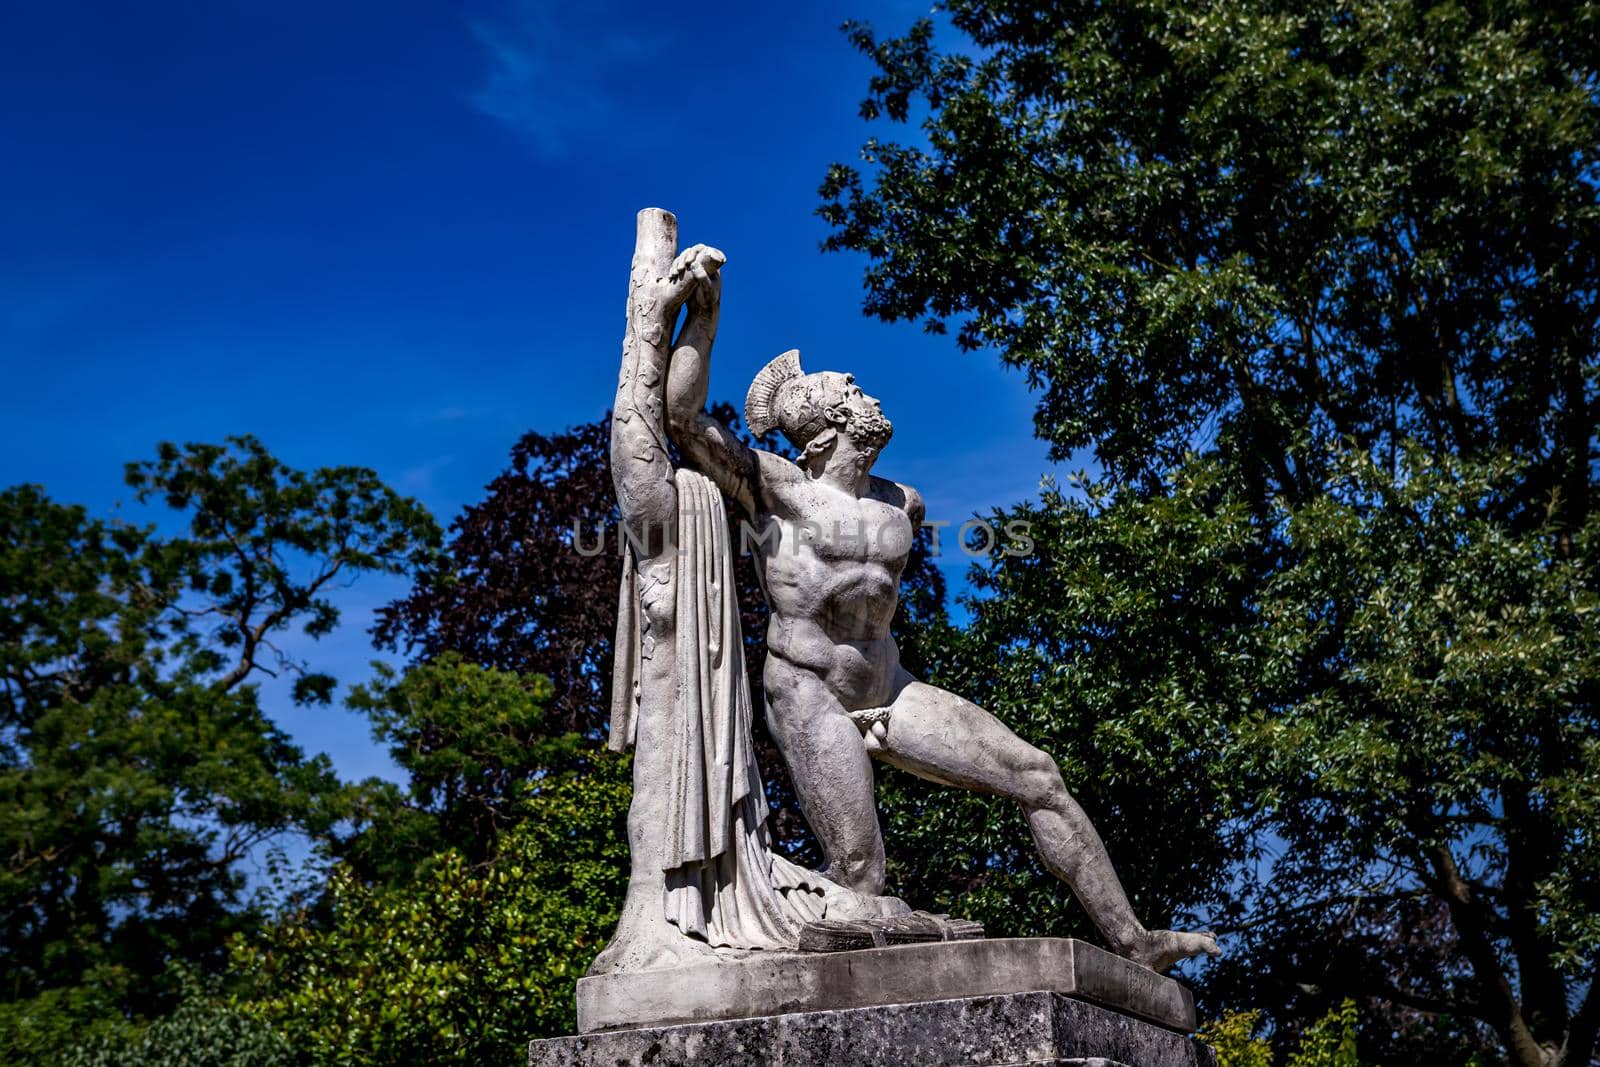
[594,210,908,976]
[597,209,1218,975]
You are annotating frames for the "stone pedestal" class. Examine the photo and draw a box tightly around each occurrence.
[528,991,1213,1066]
[529,939,1214,1066]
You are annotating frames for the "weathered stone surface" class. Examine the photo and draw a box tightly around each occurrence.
[797,911,984,951]
[575,937,1196,1035]
[529,991,1215,1066]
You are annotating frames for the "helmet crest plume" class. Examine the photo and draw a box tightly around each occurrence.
[744,349,804,437]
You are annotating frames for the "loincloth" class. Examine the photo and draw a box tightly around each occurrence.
[846,705,892,748]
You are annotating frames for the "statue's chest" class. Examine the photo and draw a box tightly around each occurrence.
[788,495,912,566]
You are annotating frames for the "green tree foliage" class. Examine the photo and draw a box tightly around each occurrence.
[216,535,627,1066]
[0,438,440,1065]
[60,968,293,1067]
[1204,999,1362,1067]
[338,654,581,876]
[820,0,1597,527]
[1204,1009,1277,1067]
[237,752,631,1064]
[822,3,1598,1063]
[901,449,1599,1063]
[1287,999,1361,1067]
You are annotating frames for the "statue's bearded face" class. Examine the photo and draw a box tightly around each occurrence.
[778,371,893,465]
[837,377,893,453]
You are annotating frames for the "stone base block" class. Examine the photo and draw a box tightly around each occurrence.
[575,938,1194,1034]
[528,991,1215,1066]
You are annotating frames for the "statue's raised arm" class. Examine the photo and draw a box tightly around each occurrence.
[662,249,762,516]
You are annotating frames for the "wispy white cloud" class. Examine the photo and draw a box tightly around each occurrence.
[465,2,672,157]
[399,454,456,494]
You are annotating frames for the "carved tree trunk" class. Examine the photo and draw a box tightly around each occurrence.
[588,209,693,975]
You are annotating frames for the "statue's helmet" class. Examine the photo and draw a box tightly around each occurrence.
[745,351,845,453]
[746,350,891,467]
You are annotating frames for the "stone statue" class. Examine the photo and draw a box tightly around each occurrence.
[594,207,1217,977]
[592,209,907,977]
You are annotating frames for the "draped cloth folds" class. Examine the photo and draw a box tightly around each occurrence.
[608,469,894,950]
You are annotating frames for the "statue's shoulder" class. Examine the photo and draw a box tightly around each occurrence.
[867,475,924,524]
[752,449,803,480]
[750,450,804,509]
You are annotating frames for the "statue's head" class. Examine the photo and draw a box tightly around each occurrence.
[745,351,893,470]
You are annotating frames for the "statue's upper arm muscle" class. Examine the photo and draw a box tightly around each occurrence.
[901,484,925,526]
[680,413,762,514]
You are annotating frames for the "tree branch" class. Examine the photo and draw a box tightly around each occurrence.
[1564,953,1600,1067]
[1424,842,1548,1067]
[1359,976,1476,1020]
[1213,887,1428,935]
[1502,783,1569,1045]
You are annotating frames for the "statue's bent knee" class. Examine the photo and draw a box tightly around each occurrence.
[1015,748,1068,809]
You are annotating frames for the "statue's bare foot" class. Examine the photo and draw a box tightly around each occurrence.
[1126,929,1221,972]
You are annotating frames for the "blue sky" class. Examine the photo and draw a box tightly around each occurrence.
[0,2,1065,787]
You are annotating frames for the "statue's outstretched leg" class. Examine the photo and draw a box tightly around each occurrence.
[876,676,1220,972]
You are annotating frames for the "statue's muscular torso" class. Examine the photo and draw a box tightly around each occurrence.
[749,452,921,712]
